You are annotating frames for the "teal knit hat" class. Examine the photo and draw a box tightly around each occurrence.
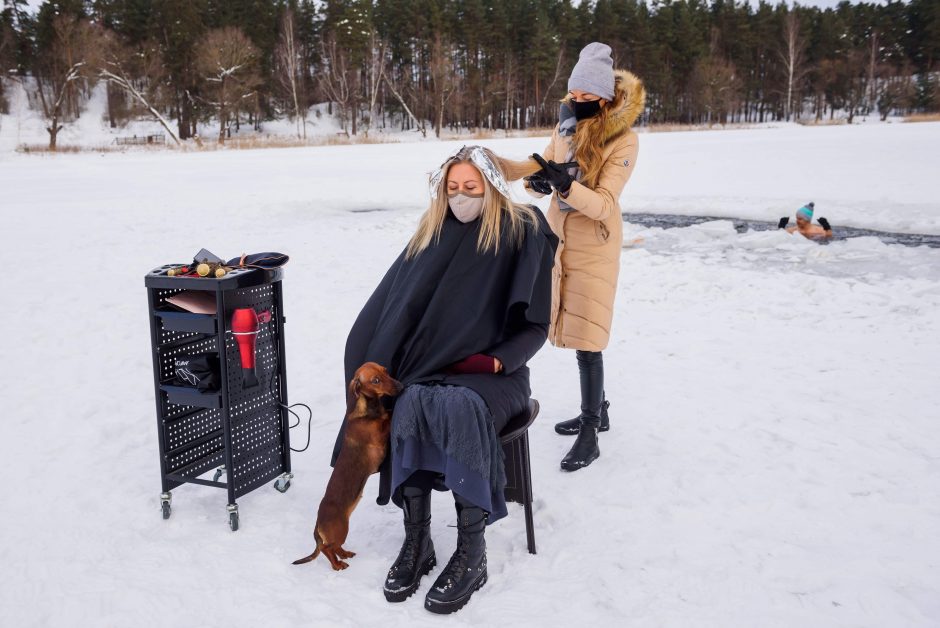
[797,202,815,221]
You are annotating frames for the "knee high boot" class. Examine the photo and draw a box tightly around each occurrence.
[384,484,436,602]
[554,351,610,435]
[424,493,487,614]
[560,350,603,471]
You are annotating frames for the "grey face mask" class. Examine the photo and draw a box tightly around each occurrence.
[448,193,485,223]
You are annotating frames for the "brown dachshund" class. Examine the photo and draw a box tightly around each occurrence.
[293,362,402,570]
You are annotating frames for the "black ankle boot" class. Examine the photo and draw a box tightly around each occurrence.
[554,399,610,435]
[384,487,436,602]
[560,350,603,470]
[424,497,487,614]
[560,418,600,470]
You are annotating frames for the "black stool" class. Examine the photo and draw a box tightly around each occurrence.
[500,399,539,554]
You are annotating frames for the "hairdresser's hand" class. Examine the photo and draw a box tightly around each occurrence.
[532,154,575,194]
[525,172,553,195]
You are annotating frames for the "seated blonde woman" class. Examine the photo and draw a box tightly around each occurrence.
[331,146,556,614]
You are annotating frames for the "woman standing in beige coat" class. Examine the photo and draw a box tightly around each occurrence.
[524,42,645,471]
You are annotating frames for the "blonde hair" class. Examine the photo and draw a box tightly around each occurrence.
[565,74,629,189]
[407,147,540,258]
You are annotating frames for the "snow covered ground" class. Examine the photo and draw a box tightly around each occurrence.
[1,124,938,627]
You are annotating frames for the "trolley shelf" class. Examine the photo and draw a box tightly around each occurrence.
[160,383,222,409]
[166,447,226,484]
[155,310,217,334]
[164,427,225,459]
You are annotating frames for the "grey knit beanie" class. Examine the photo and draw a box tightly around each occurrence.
[568,42,615,101]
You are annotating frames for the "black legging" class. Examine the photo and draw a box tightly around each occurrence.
[577,350,604,421]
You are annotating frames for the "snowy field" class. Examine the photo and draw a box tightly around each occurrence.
[1,123,939,627]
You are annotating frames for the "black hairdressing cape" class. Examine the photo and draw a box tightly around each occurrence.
[332,208,557,504]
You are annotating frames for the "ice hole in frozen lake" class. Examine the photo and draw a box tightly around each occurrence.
[622,216,940,282]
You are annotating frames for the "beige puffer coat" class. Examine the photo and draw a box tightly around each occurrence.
[527,70,645,352]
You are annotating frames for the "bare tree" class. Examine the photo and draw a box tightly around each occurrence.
[275,8,306,139]
[691,54,740,125]
[877,65,916,120]
[866,30,880,115]
[362,30,387,137]
[429,36,455,137]
[33,16,101,150]
[844,48,869,123]
[318,35,353,136]
[0,15,15,113]
[384,72,426,137]
[98,32,180,145]
[194,27,261,144]
[538,47,566,122]
[779,11,808,122]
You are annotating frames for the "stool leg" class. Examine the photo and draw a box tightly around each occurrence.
[520,433,536,554]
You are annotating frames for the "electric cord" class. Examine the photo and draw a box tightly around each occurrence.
[266,320,313,453]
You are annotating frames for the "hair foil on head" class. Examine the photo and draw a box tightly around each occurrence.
[428,145,512,200]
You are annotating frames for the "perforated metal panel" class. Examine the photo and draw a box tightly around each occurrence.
[222,284,288,498]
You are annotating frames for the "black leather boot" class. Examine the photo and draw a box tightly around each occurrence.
[560,350,603,471]
[384,485,436,602]
[424,495,487,614]
[554,398,610,435]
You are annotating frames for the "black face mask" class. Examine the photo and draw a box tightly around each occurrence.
[573,99,602,120]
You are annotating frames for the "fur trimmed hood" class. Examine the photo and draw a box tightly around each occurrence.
[563,69,646,144]
[610,70,646,131]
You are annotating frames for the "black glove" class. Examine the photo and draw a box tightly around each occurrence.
[777,216,789,229]
[524,173,553,195]
[532,153,575,194]
[818,217,832,231]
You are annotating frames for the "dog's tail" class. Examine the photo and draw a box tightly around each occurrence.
[292,529,323,565]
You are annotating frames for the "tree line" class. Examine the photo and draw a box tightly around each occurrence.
[1,0,938,149]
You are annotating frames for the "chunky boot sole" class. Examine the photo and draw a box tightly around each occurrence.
[560,446,599,471]
[384,553,437,603]
[424,571,487,614]
[555,417,610,435]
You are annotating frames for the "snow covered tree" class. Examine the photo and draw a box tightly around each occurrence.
[779,10,807,122]
[274,7,306,139]
[32,11,101,150]
[97,30,181,145]
[194,26,262,144]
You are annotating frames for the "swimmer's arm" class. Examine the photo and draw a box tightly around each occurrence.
[818,217,833,237]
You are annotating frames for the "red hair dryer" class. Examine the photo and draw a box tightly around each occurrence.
[231,308,271,388]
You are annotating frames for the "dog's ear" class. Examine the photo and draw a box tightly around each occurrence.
[346,377,362,415]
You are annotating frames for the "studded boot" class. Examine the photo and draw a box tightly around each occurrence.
[424,494,487,614]
[384,485,436,602]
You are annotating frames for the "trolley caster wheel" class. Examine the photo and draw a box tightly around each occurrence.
[160,492,172,520]
[227,504,239,532]
[273,473,293,493]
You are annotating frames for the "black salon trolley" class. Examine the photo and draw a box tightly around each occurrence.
[145,265,292,531]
